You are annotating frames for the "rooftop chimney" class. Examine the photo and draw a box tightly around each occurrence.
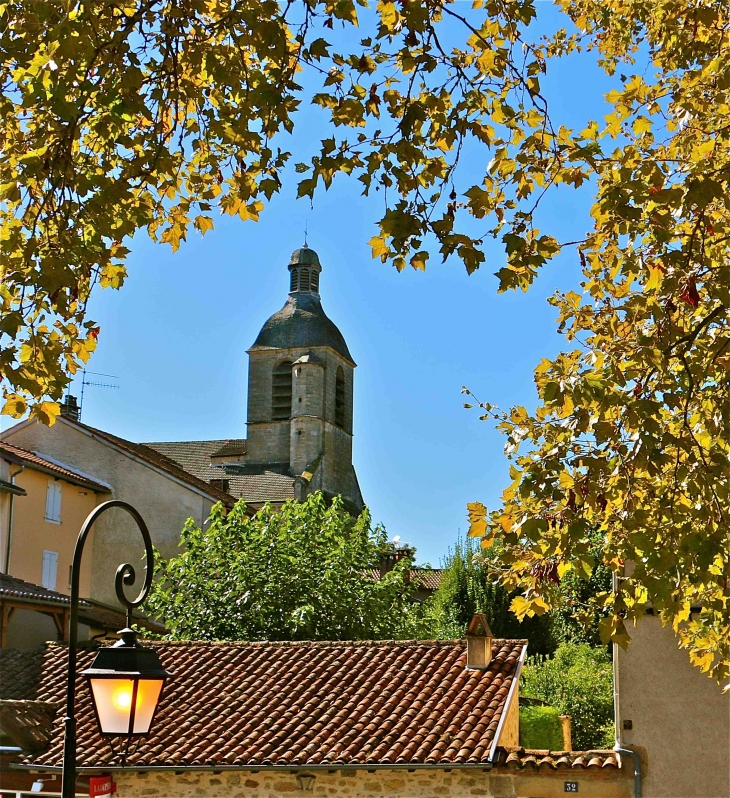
[60,395,80,421]
[465,613,493,670]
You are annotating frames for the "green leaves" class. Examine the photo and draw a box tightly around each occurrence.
[144,493,417,642]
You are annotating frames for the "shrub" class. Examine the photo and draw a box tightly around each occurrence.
[520,643,615,750]
[519,705,564,750]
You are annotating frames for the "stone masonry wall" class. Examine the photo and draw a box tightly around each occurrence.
[116,765,631,798]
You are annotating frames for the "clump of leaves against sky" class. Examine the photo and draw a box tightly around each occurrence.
[144,493,417,641]
[1,1,727,680]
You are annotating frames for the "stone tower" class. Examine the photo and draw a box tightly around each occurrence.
[220,245,363,512]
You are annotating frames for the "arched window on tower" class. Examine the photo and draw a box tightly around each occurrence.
[272,361,293,420]
[335,366,346,427]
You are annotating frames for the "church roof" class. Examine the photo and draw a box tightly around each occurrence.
[144,440,296,505]
[290,246,321,266]
[250,292,354,365]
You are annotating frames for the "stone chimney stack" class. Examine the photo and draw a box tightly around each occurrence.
[465,613,494,670]
[60,394,80,421]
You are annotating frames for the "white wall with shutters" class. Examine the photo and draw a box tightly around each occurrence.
[45,479,62,523]
[41,549,58,590]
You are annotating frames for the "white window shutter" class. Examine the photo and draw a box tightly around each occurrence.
[45,480,61,523]
[42,550,58,590]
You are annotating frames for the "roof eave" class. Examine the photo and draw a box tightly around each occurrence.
[0,478,27,496]
[247,343,356,368]
[12,762,495,774]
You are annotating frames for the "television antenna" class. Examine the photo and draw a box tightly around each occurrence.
[78,370,119,419]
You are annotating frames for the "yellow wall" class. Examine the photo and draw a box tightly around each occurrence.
[7,467,100,597]
[4,418,217,607]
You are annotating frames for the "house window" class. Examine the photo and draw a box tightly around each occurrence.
[45,480,62,524]
[42,550,58,591]
[335,366,346,427]
[272,361,293,420]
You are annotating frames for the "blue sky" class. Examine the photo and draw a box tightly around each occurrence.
[3,5,619,566]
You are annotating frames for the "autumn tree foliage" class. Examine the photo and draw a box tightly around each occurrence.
[1,1,728,677]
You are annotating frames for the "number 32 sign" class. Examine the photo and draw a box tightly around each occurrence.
[564,782,579,793]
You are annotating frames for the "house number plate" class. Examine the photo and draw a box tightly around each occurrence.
[564,783,579,793]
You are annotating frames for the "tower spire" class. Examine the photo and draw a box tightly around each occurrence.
[288,245,321,296]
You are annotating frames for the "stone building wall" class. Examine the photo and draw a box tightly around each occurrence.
[115,765,632,798]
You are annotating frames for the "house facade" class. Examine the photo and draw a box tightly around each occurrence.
[615,615,729,798]
[0,416,233,610]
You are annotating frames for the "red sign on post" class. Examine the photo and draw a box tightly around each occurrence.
[89,775,116,798]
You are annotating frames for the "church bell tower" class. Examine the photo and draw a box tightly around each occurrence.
[222,245,363,512]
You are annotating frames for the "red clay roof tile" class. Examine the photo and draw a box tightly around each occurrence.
[6,639,528,770]
[0,440,110,493]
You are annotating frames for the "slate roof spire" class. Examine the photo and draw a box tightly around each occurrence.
[289,244,322,296]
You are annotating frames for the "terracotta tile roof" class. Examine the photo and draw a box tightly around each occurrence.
[210,439,247,458]
[365,568,443,592]
[0,573,77,607]
[8,638,526,770]
[0,574,162,635]
[499,747,620,769]
[145,440,296,504]
[78,599,166,637]
[0,440,110,493]
[0,700,56,752]
[413,568,443,591]
[61,420,235,506]
[0,649,45,700]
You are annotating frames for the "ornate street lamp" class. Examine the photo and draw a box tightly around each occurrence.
[61,501,172,798]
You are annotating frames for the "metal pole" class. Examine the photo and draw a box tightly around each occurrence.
[61,501,155,798]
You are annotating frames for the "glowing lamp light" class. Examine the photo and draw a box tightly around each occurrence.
[82,628,172,738]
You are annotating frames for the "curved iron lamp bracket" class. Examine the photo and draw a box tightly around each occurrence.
[62,500,155,798]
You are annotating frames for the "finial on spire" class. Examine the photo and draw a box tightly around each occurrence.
[303,219,308,247]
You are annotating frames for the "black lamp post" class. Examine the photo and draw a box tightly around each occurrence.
[61,501,172,798]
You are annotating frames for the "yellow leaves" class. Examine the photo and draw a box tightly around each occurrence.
[34,401,60,426]
[2,394,27,418]
[511,594,550,620]
[599,616,631,650]
[368,234,390,262]
[377,1,399,31]
[194,215,215,235]
[410,250,429,271]
[99,263,128,288]
[645,264,663,291]
[238,201,262,222]
[467,501,488,537]
[632,116,652,136]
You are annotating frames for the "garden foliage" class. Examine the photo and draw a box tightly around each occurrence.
[521,643,615,751]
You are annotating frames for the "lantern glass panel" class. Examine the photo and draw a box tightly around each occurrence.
[89,677,164,735]
[131,678,164,733]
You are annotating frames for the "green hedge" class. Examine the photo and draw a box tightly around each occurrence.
[519,705,564,750]
[521,643,615,750]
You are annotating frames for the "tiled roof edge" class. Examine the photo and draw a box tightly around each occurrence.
[59,418,235,505]
[41,637,529,649]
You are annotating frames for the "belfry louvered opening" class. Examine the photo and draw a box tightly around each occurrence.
[272,361,293,420]
[335,366,346,427]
